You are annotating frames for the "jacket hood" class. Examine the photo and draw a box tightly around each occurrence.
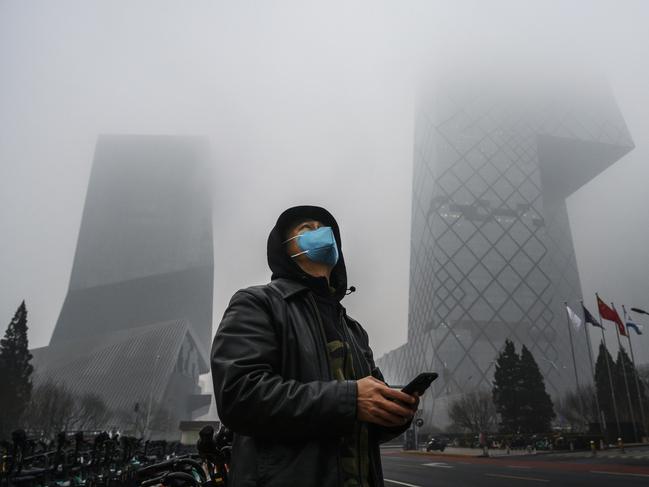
[267,205,348,301]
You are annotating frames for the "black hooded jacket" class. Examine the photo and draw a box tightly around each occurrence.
[211,206,412,487]
[267,205,349,351]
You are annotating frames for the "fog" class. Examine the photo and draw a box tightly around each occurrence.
[1,0,648,365]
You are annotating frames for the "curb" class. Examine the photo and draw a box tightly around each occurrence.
[393,449,565,459]
[396,450,482,459]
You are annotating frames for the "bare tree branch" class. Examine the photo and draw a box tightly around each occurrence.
[448,390,497,434]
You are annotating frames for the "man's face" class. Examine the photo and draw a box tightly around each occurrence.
[285,219,325,262]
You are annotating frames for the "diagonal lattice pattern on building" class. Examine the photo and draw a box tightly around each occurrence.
[377,75,634,429]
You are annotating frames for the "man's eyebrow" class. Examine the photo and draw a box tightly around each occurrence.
[291,223,310,234]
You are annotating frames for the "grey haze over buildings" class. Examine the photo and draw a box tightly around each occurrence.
[376,69,635,428]
[1,0,649,377]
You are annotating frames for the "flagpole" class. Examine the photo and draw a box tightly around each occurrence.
[581,300,605,436]
[611,302,639,443]
[623,305,647,440]
[595,293,622,441]
[564,301,585,426]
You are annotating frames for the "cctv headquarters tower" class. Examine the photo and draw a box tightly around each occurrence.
[377,72,634,428]
[31,135,214,434]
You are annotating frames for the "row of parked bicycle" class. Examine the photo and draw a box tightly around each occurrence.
[1,425,232,487]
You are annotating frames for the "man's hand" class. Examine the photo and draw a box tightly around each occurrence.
[356,376,420,428]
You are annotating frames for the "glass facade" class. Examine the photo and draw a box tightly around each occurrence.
[377,76,634,428]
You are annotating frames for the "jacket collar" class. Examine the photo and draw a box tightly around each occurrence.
[269,277,310,299]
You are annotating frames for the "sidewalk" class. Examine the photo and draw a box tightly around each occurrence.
[382,443,649,461]
[440,446,527,457]
[539,445,649,461]
[417,446,534,457]
[381,444,531,457]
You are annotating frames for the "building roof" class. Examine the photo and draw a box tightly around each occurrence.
[31,319,208,415]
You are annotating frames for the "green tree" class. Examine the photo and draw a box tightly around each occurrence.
[518,345,555,433]
[638,364,649,433]
[0,301,34,439]
[615,348,648,425]
[492,339,521,433]
[594,341,616,426]
[639,364,649,393]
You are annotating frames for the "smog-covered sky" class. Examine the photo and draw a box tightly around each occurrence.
[1,0,648,365]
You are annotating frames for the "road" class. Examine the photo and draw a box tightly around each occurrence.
[380,447,649,487]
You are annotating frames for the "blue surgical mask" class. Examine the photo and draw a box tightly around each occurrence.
[284,226,339,267]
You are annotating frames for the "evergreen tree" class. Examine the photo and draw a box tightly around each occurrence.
[0,301,34,439]
[518,345,555,433]
[492,339,522,433]
[594,341,616,426]
[615,348,647,424]
[636,364,649,433]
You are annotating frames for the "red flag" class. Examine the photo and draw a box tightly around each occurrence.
[597,295,627,336]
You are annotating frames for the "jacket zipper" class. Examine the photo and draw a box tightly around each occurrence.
[343,314,385,487]
[307,293,333,380]
[341,311,367,377]
[340,310,369,486]
[306,293,343,486]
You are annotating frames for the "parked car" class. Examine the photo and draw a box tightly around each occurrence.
[426,437,448,452]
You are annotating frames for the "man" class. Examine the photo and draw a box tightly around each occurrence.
[211,205,419,487]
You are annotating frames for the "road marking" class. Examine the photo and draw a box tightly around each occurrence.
[423,462,454,468]
[591,470,649,478]
[384,480,423,487]
[484,473,549,482]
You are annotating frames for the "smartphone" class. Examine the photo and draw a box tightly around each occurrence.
[401,372,438,396]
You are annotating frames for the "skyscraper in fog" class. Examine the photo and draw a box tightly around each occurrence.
[51,135,213,348]
[377,73,634,428]
[32,135,214,435]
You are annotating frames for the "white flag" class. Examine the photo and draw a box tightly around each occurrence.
[566,305,583,330]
